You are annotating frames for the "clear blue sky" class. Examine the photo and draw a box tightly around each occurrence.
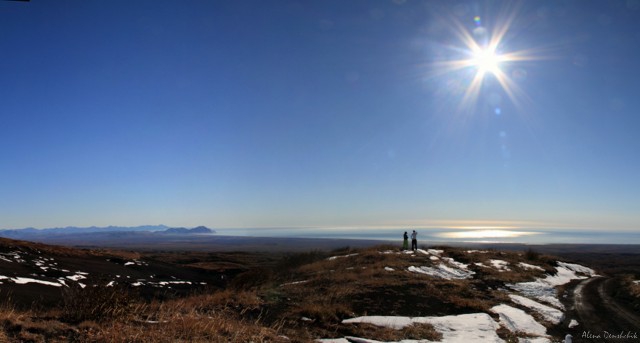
[1,0,639,233]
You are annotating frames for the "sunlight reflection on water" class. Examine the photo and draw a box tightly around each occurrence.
[437,229,541,239]
[214,228,640,244]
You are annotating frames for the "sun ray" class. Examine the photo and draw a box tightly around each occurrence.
[424,6,547,114]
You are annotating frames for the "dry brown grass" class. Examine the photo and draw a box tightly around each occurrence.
[0,304,75,343]
[0,244,570,342]
[0,288,287,342]
[61,285,142,323]
[73,312,286,343]
[402,322,443,340]
[333,322,442,342]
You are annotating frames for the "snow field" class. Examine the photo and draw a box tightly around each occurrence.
[508,261,596,310]
[333,313,504,343]
[491,304,548,337]
[508,295,564,324]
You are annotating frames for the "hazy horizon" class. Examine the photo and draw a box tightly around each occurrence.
[1,1,638,238]
[3,224,639,245]
[194,227,640,245]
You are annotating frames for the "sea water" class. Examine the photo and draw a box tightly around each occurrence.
[214,227,640,245]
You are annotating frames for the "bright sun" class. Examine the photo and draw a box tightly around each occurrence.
[471,46,503,75]
[427,12,543,112]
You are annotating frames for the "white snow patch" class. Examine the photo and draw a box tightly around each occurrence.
[557,262,596,277]
[568,319,579,328]
[467,250,489,253]
[408,255,475,280]
[490,259,511,271]
[414,313,503,342]
[144,317,168,324]
[408,263,475,280]
[430,256,440,261]
[549,263,592,284]
[66,274,87,281]
[155,281,192,286]
[344,316,411,329]
[123,260,148,267]
[518,263,545,271]
[491,304,547,337]
[327,253,359,261]
[427,249,443,256]
[384,267,394,271]
[106,281,115,287]
[508,261,595,309]
[518,338,551,343]
[508,279,564,310]
[339,313,503,342]
[11,277,61,287]
[508,295,564,324]
[633,280,640,285]
[441,257,469,270]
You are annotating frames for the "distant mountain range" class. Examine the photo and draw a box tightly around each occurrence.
[162,226,213,234]
[0,225,215,240]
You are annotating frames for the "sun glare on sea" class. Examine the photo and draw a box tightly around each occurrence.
[439,229,540,240]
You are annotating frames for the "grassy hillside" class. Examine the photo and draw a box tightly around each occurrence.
[0,238,636,342]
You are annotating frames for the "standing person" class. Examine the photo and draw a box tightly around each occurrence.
[411,230,418,251]
[402,231,409,250]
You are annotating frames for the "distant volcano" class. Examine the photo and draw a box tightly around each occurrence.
[161,226,215,234]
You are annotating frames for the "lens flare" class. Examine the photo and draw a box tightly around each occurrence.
[426,7,548,114]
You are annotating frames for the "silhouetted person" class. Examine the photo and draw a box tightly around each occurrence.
[411,230,417,251]
[402,231,409,250]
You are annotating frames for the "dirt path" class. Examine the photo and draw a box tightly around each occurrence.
[569,276,640,339]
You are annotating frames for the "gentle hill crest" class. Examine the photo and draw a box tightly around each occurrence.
[0,239,636,342]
